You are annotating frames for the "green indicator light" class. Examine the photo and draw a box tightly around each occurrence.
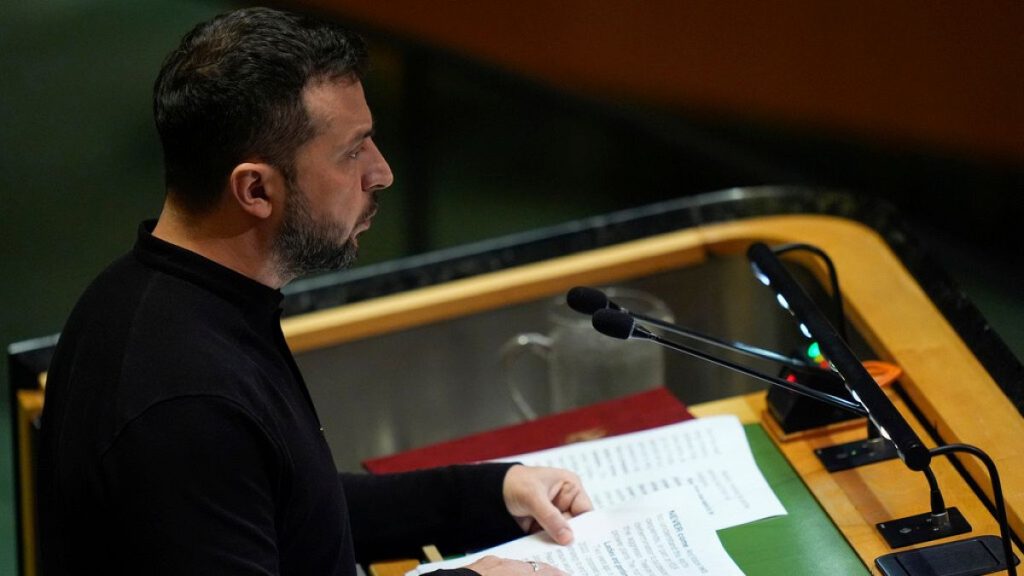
[807,342,821,359]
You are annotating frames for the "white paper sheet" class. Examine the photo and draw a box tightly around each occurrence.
[497,415,785,530]
[406,416,784,575]
[406,502,743,576]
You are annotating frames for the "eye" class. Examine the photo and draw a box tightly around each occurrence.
[346,143,366,160]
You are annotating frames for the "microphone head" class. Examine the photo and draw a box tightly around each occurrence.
[592,309,636,340]
[567,286,627,315]
[566,286,610,315]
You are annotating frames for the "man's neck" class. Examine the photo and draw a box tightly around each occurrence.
[152,201,287,289]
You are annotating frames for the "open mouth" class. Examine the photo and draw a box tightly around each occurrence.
[358,196,379,231]
[354,206,377,236]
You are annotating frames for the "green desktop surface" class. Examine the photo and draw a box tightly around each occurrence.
[719,424,869,574]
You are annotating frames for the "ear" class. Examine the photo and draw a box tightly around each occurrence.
[227,162,285,220]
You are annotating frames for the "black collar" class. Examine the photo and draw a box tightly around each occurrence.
[132,220,284,316]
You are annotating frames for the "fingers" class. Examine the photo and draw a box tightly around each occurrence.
[520,558,566,575]
[526,489,574,545]
[551,475,593,517]
[464,555,568,575]
[503,465,594,546]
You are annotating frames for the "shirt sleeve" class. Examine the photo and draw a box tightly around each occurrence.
[100,396,281,575]
[341,464,524,565]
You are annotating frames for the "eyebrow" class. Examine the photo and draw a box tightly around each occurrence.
[344,126,375,150]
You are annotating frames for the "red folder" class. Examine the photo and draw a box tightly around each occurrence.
[363,387,693,474]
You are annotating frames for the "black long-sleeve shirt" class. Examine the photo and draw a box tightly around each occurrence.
[38,221,521,575]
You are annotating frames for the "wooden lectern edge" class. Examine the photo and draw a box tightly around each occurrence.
[17,391,44,576]
[279,213,1023,557]
[281,227,708,351]
[368,558,420,576]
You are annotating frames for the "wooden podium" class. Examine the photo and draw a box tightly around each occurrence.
[280,212,1023,574]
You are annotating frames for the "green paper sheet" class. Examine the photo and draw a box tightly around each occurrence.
[718,425,869,574]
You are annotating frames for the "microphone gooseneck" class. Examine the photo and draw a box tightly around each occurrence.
[589,309,867,416]
[569,286,827,373]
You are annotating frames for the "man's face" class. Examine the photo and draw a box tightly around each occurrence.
[273,78,393,280]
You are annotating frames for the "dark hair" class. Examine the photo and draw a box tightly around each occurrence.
[153,7,367,213]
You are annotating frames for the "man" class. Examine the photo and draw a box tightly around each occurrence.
[38,7,591,576]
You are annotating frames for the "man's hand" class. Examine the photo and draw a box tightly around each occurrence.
[502,465,593,545]
[464,555,567,575]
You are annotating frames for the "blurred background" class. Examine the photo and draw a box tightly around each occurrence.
[1,0,1021,571]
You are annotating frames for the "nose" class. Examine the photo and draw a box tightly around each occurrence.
[362,139,394,192]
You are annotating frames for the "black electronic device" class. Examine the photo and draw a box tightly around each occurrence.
[876,536,1018,576]
[877,507,972,548]
[749,245,902,469]
[747,242,930,471]
[767,364,861,433]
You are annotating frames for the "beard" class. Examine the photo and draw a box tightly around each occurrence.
[273,183,377,281]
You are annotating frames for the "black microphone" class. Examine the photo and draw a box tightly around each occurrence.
[591,309,867,416]
[590,306,643,339]
[568,286,830,373]
[567,286,624,313]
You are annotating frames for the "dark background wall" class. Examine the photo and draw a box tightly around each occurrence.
[300,0,1024,162]
[2,1,1021,572]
